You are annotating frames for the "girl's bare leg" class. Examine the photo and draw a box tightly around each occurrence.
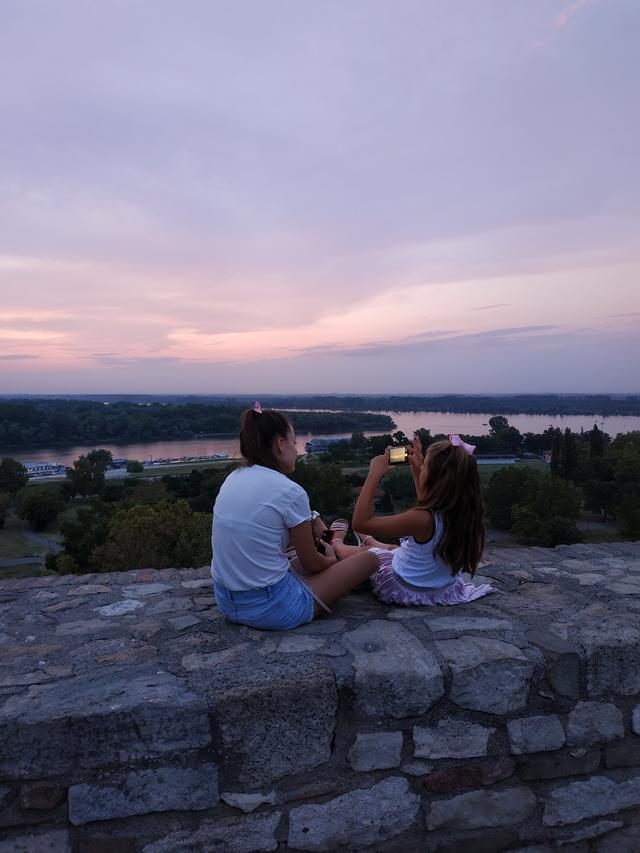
[307,549,379,613]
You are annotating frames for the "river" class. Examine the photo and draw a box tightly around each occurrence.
[7,411,640,467]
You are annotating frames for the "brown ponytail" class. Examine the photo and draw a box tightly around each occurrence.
[418,440,485,576]
[239,408,292,471]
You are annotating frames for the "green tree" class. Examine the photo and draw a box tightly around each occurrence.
[290,461,353,518]
[550,428,563,476]
[525,473,582,521]
[589,423,605,457]
[483,466,540,529]
[350,430,366,451]
[392,430,409,446]
[59,500,114,568]
[367,434,394,457]
[561,428,579,480]
[90,500,211,571]
[17,484,65,531]
[413,428,432,453]
[512,507,582,547]
[0,457,29,494]
[0,492,9,528]
[66,449,113,496]
[126,459,144,473]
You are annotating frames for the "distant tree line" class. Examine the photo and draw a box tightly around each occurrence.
[0,400,393,447]
[247,393,640,416]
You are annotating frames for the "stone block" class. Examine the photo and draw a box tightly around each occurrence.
[518,749,600,781]
[427,616,514,633]
[525,629,580,698]
[573,619,640,697]
[287,776,420,851]
[142,812,281,852]
[566,702,624,747]
[633,704,640,734]
[414,719,495,759]
[0,831,71,852]
[507,715,565,754]
[68,764,218,825]
[0,668,211,778]
[18,782,66,810]
[543,774,640,826]
[427,785,537,830]
[555,819,624,845]
[435,637,535,714]
[347,731,403,771]
[77,840,136,853]
[595,821,640,853]
[605,737,640,769]
[422,757,515,794]
[207,658,337,788]
[341,620,444,718]
[221,790,277,813]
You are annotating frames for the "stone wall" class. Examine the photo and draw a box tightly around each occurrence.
[0,541,639,852]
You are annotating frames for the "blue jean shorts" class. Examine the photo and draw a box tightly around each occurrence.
[214,571,314,631]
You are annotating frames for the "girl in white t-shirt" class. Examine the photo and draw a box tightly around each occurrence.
[211,403,378,630]
[332,435,496,605]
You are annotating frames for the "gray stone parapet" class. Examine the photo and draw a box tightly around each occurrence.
[0,542,639,851]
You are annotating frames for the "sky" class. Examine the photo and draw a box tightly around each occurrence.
[0,0,638,395]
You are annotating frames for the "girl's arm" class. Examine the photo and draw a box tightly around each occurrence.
[352,448,433,542]
[288,520,337,575]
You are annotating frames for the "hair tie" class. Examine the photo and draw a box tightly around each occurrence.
[449,434,475,455]
[253,401,263,414]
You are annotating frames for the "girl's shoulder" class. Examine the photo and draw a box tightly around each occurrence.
[403,507,435,543]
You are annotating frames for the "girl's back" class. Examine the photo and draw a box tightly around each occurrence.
[392,511,454,589]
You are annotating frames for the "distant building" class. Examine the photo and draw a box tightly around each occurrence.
[305,437,350,453]
[24,462,65,478]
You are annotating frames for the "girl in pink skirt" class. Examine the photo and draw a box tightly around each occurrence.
[332,435,496,606]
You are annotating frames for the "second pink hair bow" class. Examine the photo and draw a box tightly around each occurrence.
[448,434,476,455]
[253,401,263,414]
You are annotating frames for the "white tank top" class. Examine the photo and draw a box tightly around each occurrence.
[392,511,457,589]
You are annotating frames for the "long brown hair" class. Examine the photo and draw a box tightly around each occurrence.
[417,439,484,576]
[239,408,292,471]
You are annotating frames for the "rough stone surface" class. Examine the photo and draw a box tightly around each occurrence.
[347,731,403,771]
[206,658,337,788]
[142,813,281,853]
[18,782,66,811]
[543,774,640,826]
[0,669,211,778]
[414,719,495,759]
[422,757,515,794]
[1,543,640,849]
[221,790,277,813]
[567,702,624,747]
[605,736,640,769]
[287,776,420,851]
[341,620,444,718]
[518,750,601,781]
[573,619,640,697]
[0,831,71,852]
[507,714,566,754]
[436,637,535,714]
[427,786,537,830]
[68,765,218,825]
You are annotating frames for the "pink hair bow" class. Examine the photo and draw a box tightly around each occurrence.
[449,434,475,455]
[253,401,263,414]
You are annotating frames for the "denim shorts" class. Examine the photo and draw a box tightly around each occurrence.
[214,571,314,631]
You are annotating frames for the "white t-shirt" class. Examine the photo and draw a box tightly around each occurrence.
[211,464,312,590]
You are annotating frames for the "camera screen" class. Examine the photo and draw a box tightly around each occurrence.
[389,446,408,464]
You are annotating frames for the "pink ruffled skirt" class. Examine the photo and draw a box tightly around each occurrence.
[369,547,497,606]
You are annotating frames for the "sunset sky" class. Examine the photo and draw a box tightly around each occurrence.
[1,0,638,394]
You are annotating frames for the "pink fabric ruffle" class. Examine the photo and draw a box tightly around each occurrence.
[369,548,497,606]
